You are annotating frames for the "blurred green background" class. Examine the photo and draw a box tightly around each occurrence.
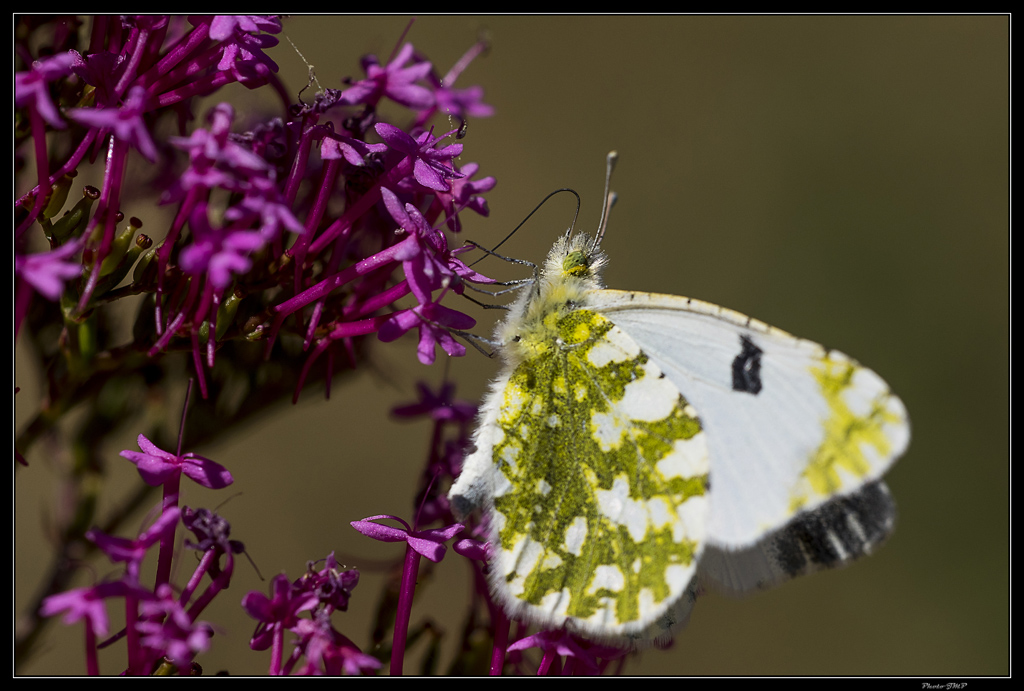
[15,16,1008,675]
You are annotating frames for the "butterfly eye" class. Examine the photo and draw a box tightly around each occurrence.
[562,249,589,276]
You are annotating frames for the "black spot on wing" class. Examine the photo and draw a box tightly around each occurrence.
[731,335,763,394]
[771,481,897,577]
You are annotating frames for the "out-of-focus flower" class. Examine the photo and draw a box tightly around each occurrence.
[87,508,181,580]
[137,584,214,670]
[15,52,77,128]
[40,580,150,638]
[67,86,158,162]
[15,238,83,301]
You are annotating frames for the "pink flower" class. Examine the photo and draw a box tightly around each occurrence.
[68,86,158,162]
[340,42,434,110]
[15,238,83,301]
[120,434,233,489]
[40,580,150,637]
[350,514,463,563]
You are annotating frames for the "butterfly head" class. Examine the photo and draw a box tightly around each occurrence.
[542,231,607,292]
[542,150,617,291]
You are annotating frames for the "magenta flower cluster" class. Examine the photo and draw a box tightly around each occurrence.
[15,14,499,675]
[17,16,640,676]
[242,554,380,675]
[40,416,235,675]
[15,15,496,404]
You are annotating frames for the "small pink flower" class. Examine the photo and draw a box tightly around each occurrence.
[40,580,150,637]
[15,238,84,301]
[120,434,233,489]
[350,514,463,563]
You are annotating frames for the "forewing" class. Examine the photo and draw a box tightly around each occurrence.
[590,290,909,550]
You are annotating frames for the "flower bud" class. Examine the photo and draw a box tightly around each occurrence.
[40,170,78,222]
[215,288,244,341]
[48,185,99,244]
[93,232,152,297]
[96,216,143,277]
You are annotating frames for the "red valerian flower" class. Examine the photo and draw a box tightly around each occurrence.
[378,300,476,365]
[14,52,77,128]
[391,381,478,423]
[340,42,434,110]
[15,237,84,301]
[350,514,463,563]
[120,434,233,489]
[40,580,152,638]
[67,86,158,162]
[87,508,181,580]
[243,574,319,652]
[374,122,464,192]
[136,583,214,671]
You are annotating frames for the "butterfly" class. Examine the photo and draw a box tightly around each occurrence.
[448,156,910,643]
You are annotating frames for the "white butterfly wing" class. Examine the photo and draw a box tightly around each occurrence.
[590,289,910,550]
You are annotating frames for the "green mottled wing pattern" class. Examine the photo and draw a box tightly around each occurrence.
[489,308,709,636]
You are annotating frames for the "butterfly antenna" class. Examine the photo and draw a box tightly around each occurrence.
[593,150,619,249]
[480,188,581,261]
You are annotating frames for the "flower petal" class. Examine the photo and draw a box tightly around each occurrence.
[182,454,234,489]
[405,535,447,562]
